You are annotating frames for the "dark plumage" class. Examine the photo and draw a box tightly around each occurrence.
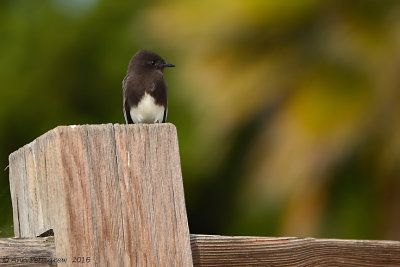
[123,50,175,124]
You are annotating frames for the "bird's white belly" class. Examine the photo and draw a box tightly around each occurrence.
[130,93,164,123]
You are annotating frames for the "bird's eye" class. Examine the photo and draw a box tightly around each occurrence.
[151,60,155,65]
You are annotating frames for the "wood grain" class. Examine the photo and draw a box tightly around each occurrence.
[8,124,193,267]
[190,234,400,266]
[0,237,55,266]
[1,235,400,266]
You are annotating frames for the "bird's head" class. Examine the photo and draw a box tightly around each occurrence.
[129,50,175,73]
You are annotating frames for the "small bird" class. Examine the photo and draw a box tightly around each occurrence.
[123,50,175,124]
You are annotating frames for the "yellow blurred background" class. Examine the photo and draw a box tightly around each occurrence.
[0,0,399,240]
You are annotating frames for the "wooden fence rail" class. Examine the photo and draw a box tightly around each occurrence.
[3,124,400,266]
[1,235,400,266]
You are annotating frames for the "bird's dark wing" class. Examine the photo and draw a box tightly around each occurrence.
[163,107,168,123]
[123,75,134,124]
[124,100,134,124]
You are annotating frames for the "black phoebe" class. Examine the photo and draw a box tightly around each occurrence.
[123,50,175,124]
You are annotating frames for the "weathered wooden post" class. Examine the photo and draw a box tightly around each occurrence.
[8,123,193,266]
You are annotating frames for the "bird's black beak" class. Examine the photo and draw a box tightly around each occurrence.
[164,63,175,68]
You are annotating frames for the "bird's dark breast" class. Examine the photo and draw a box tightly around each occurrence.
[124,71,167,107]
[148,77,167,107]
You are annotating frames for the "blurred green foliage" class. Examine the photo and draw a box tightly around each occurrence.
[0,0,399,240]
